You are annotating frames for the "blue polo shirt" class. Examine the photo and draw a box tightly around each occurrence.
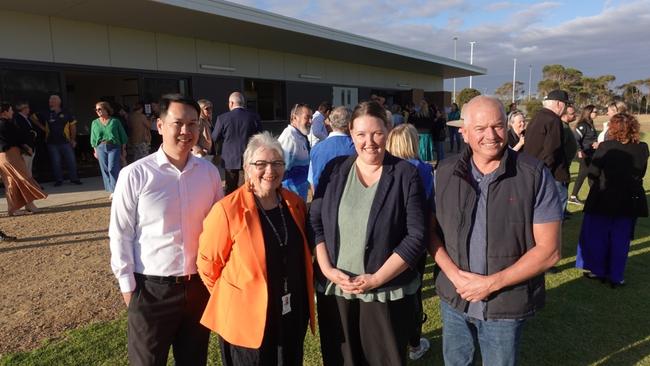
[308,132,355,191]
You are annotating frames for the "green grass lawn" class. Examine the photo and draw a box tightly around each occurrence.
[3,142,650,366]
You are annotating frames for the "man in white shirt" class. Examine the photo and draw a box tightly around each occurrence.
[278,103,312,200]
[109,94,224,366]
[308,101,332,146]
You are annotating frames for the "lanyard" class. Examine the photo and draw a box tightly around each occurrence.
[255,194,289,294]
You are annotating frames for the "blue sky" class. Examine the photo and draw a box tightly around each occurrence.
[228,0,650,96]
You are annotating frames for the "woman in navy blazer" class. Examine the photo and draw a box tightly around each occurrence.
[310,101,427,365]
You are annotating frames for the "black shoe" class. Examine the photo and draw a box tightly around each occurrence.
[53,181,63,187]
[610,280,626,289]
[70,180,83,185]
[0,231,17,241]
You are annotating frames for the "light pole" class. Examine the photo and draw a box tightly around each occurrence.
[453,36,458,103]
[512,58,517,103]
[469,41,476,89]
[528,64,532,101]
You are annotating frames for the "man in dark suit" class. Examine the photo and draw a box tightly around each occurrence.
[212,91,261,194]
[13,101,40,178]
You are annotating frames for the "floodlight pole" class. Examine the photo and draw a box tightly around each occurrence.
[512,58,517,103]
[453,36,458,103]
[528,64,532,101]
[469,41,476,89]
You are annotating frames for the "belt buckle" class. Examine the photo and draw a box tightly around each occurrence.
[174,274,191,284]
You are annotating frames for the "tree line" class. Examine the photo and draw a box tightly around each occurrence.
[459,64,650,116]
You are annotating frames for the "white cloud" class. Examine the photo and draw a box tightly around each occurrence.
[228,0,650,94]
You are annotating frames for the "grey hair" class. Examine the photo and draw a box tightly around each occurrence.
[328,106,352,131]
[507,111,525,126]
[542,99,556,109]
[242,131,284,173]
[229,92,245,107]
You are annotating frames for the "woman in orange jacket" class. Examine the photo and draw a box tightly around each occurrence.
[197,131,315,366]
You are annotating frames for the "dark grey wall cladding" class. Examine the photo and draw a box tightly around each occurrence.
[191,76,243,117]
[285,81,332,112]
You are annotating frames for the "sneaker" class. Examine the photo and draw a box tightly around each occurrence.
[53,181,63,187]
[0,230,17,242]
[568,196,584,205]
[409,337,430,360]
[70,180,83,185]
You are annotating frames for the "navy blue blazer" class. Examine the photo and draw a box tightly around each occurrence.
[309,153,427,291]
[212,107,261,170]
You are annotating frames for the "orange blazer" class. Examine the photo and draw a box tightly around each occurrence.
[197,185,316,349]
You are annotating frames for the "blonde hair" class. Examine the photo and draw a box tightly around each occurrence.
[386,123,419,160]
[95,101,113,115]
[608,101,627,114]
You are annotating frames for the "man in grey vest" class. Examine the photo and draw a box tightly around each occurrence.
[431,96,562,365]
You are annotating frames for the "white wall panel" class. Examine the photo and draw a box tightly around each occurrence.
[156,33,197,73]
[109,26,157,70]
[284,53,307,81]
[51,17,110,66]
[0,11,52,62]
[259,49,284,80]
[230,45,259,77]
[195,39,231,75]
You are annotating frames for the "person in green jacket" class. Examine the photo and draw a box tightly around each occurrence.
[90,101,127,193]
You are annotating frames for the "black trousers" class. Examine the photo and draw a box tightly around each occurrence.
[572,156,592,197]
[127,274,210,366]
[409,256,427,348]
[224,169,244,195]
[317,292,415,366]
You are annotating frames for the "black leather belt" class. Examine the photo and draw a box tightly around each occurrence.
[134,273,199,284]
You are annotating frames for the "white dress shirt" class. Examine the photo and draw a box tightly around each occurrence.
[109,148,224,292]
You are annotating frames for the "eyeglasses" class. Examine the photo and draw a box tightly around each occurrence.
[249,160,285,170]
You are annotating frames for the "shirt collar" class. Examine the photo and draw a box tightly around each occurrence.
[328,131,348,138]
[154,146,199,171]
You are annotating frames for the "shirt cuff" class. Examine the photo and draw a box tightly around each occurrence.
[118,274,136,293]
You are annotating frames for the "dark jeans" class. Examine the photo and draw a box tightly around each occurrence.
[47,143,78,182]
[441,301,526,366]
[448,127,462,152]
[127,274,210,366]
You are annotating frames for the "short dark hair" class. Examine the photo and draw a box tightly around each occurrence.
[0,101,12,113]
[350,101,389,130]
[159,94,200,119]
[15,101,29,111]
[318,101,332,113]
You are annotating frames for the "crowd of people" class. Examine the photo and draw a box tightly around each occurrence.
[1,87,647,365]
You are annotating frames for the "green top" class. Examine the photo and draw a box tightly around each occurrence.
[324,163,419,302]
[90,118,127,148]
